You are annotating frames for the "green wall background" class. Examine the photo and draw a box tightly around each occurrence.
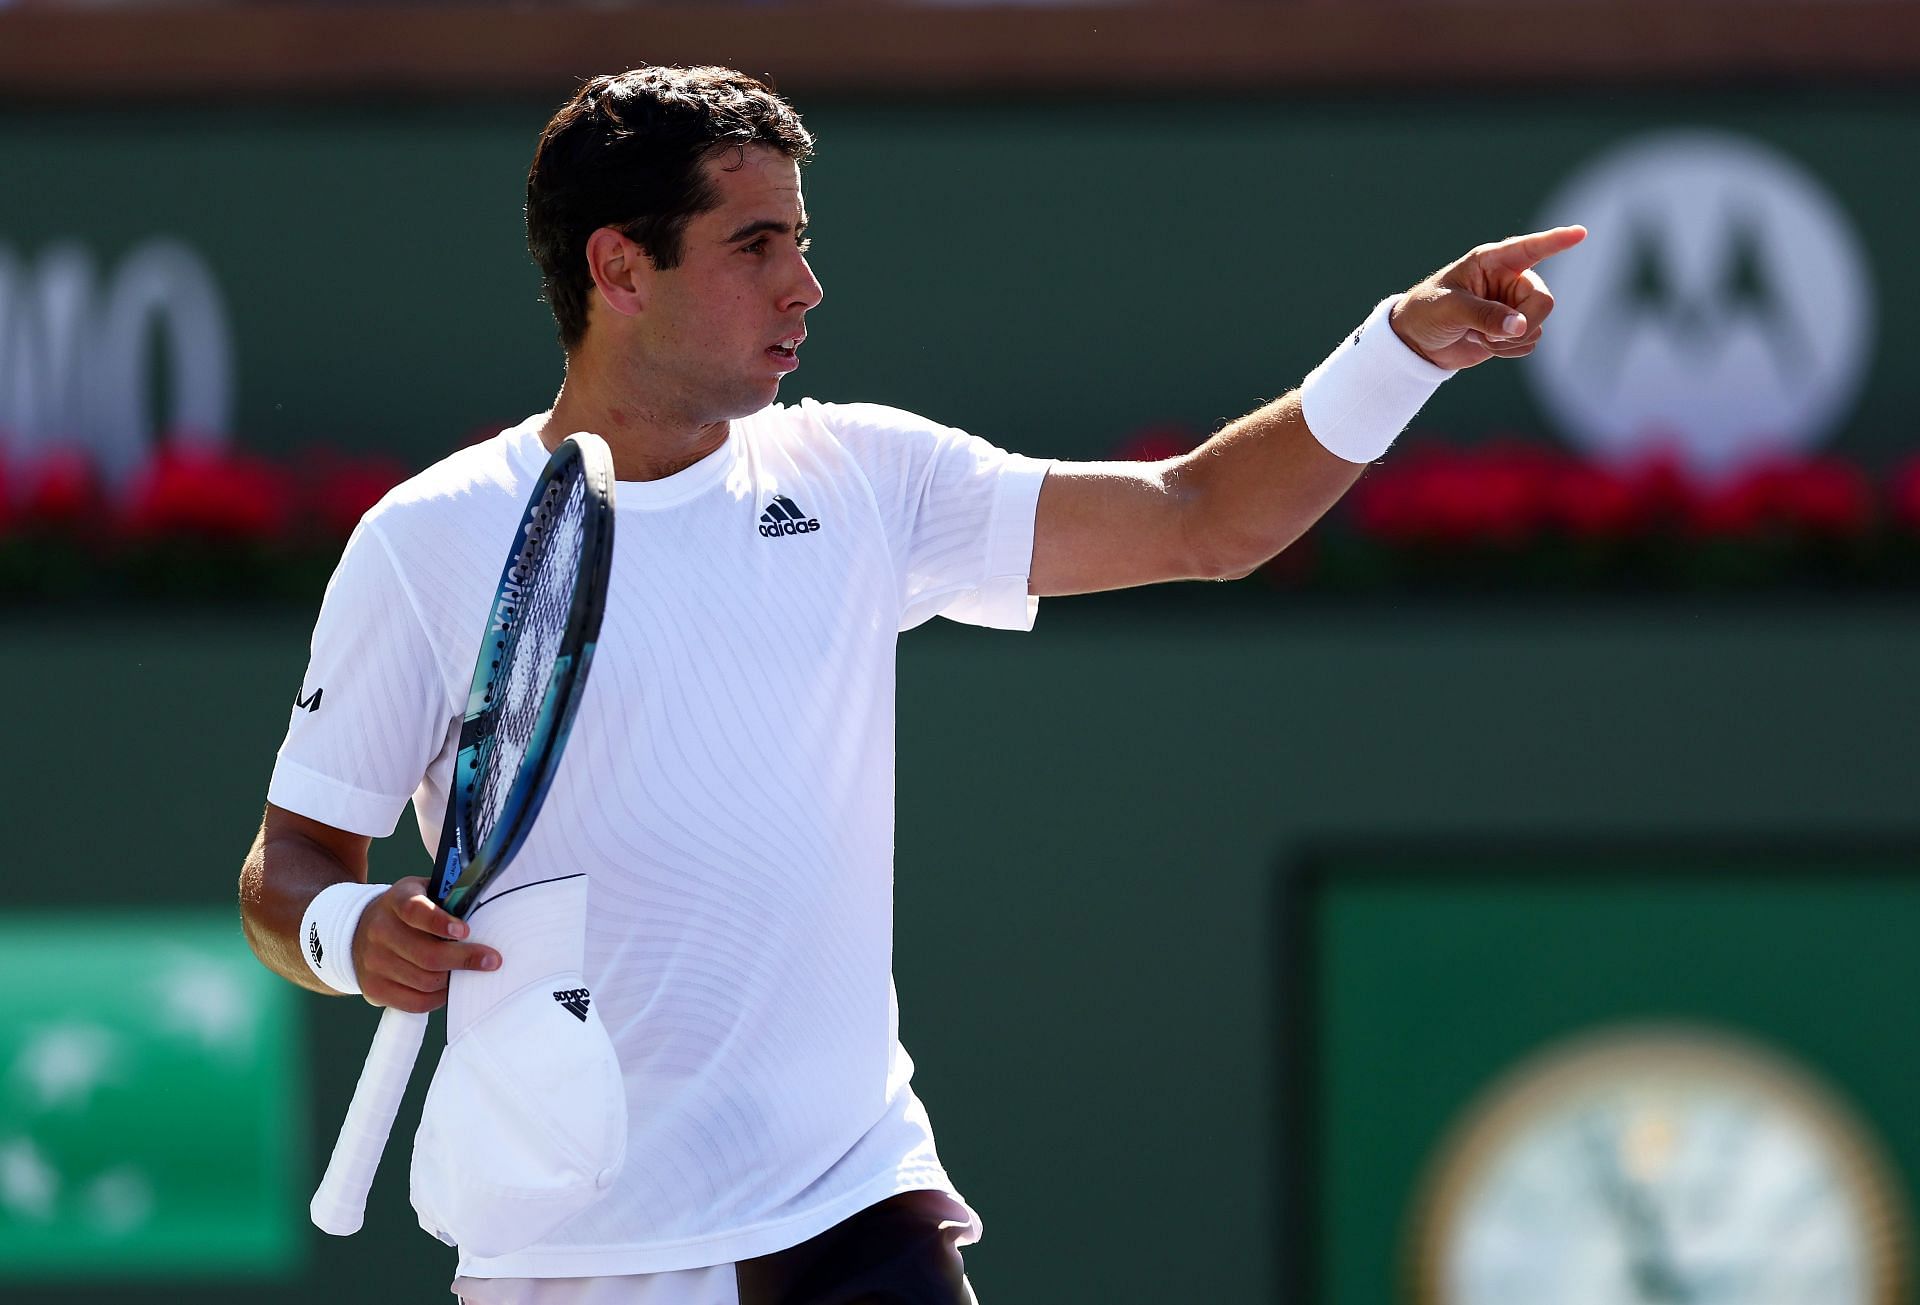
[6,595,1920,1303]
[4,91,1918,469]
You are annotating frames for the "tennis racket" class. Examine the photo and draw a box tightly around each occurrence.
[310,430,616,1237]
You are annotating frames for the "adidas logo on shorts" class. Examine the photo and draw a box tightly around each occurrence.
[759,495,820,538]
[552,988,591,1021]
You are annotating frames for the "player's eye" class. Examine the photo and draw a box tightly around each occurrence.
[741,231,808,257]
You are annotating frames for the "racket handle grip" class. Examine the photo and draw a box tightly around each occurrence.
[310,1006,430,1236]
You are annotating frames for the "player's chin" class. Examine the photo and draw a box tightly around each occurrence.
[715,379,783,421]
[747,368,790,407]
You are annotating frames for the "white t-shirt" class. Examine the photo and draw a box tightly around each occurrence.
[270,400,1050,1278]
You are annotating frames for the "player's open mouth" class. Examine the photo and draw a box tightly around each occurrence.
[767,333,804,372]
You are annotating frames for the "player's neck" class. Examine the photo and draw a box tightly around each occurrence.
[540,376,728,483]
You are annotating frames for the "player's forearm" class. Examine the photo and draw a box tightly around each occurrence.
[238,820,369,995]
[1166,391,1369,580]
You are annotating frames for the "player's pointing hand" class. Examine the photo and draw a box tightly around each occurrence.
[1388,225,1587,372]
[351,876,502,1014]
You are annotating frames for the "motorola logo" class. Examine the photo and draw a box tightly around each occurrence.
[1526,130,1875,476]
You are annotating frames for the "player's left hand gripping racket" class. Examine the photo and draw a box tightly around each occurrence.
[310,430,615,1237]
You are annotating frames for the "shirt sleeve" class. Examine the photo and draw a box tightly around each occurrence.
[267,521,457,838]
[808,400,1051,632]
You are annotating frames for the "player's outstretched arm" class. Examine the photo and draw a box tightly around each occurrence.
[238,803,499,1011]
[1028,226,1585,597]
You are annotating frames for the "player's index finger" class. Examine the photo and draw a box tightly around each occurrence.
[1480,225,1588,273]
[400,890,468,939]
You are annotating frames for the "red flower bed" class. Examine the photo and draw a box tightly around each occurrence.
[5,427,1920,600]
[1343,441,1888,547]
[121,444,297,541]
[0,436,412,601]
[1105,423,1920,593]
[13,448,103,533]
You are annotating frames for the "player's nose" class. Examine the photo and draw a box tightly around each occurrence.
[785,255,823,313]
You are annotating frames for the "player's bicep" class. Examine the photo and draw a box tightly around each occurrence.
[260,802,373,880]
[1028,459,1209,597]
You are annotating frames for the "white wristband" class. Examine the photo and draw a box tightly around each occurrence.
[300,881,390,995]
[1299,295,1453,464]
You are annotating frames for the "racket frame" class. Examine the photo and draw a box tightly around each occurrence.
[309,430,615,1238]
[432,435,615,917]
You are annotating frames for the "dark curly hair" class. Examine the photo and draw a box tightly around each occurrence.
[525,67,815,353]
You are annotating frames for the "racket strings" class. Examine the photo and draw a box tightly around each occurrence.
[470,471,590,852]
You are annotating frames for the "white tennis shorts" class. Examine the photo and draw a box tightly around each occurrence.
[454,1263,738,1305]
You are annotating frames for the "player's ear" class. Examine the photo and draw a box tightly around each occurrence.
[584,226,649,321]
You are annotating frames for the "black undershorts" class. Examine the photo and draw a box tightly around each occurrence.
[732,1190,976,1305]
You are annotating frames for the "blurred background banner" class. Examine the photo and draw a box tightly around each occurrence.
[10,94,1920,600]
[0,99,1914,474]
[5,3,1920,1304]
[0,914,303,1280]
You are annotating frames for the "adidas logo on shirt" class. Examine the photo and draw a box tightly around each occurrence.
[758,495,820,538]
[553,988,592,1021]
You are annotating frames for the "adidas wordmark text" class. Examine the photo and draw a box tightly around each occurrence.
[759,494,820,538]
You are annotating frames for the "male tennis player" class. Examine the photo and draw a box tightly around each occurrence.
[239,66,1581,1305]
